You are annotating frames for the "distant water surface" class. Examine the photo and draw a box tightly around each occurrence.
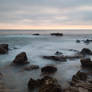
[0,29,92,35]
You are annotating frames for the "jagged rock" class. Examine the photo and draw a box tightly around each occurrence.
[13,52,29,65]
[80,48,92,55]
[41,65,57,74]
[24,65,39,71]
[72,71,87,82]
[0,44,8,54]
[50,33,63,36]
[28,76,62,92]
[80,58,92,67]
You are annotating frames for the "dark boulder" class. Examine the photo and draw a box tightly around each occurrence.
[80,58,92,67]
[0,44,8,54]
[13,52,29,65]
[41,65,57,74]
[72,71,87,82]
[80,48,92,55]
[0,44,8,50]
[50,33,63,36]
[0,47,7,54]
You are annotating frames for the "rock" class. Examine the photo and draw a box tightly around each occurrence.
[0,47,7,54]
[50,33,63,36]
[39,83,62,92]
[72,71,87,82]
[13,52,29,65]
[80,48,92,55]
[28,76,62,92]
[76,40,80,43]
[24,65,39,71]
[43,56,66,61]
[80,58,92,67]
[41,65,57,74]
[0,44,8,54]
[32,33,40,35]
[55,51,63,55]
[0,44,8,50]
[28,78,40,89]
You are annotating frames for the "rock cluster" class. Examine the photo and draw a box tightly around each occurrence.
[28,76,62,92]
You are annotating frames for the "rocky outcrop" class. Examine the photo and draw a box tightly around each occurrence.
[80,48,92,55]
[41,65,57,74]
[13,52,29,65]
[28,76,62,92]
[80,58,92,67]
[0,44,8,54]
[50,33,63,36]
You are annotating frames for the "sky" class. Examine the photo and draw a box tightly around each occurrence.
[0,0,92,29]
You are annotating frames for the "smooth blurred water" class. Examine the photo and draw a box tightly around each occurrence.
[0,34,92,92]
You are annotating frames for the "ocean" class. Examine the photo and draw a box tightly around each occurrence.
[0,29,92,35]
[0,30,92,92]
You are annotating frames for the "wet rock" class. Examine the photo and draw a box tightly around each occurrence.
[41,65,57,74]
[0,47,7,54]
[13,52,29,65]
[32,33,40,35]
[50,33,63,36]
[28,76,62,92]
[80,48,92,55]
[80,58,92,67]
[72,71,87,82]
[28,78,40,89]
[0,44,8,54]
[76,40,80,43]
[55,51,63,55]
[43,56,66,61]
[24,65,39,71]
[0,44,8,50]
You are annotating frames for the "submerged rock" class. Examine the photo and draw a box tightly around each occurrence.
[13,52,29,65]
[28,76,62,92]
[0,44,8,54]
[80,48,92,55]
[80,58,92,67]
[41,65,57,74]
[50,33,63,36]
[43,56,66,61]
[24,65,39,71]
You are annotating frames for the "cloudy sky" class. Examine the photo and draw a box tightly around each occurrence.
[0,0,92,29]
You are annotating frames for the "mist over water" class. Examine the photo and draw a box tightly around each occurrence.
[0,30,92,92]
[0,29,92,35]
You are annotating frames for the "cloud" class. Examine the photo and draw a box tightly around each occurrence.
[0,0,92,29]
